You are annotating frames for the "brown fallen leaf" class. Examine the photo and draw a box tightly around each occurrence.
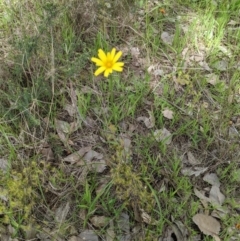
[106,220,115,241]
[63,146,91,164]
[90,216,109,228]
[140,209,157,225]
[55,202,70,223]
[194,188,211,203]
[192,213,220,237]
[130,47,140,59]
[206,73,218,86]
[162,109,174,120]
[154,128,172,144]
[187,151,200,165]
[209,186,225,205]
[161,31,173,45]
[117,213,131,241]
[55,119,71,134]
[213,234,221,241]
[78,230,98,241]
[203,173,220,187]
[0,158,9,173]
[83,150,107,173]
[68,236,80,241]
[137,110,155,129]
[181,167,208,177]
[40,146,54,161]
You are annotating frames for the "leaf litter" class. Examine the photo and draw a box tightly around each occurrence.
[154,128,172,144]
[192,213,220,239]
[137,110,155,128]
[3,1,240,240]
[162,109,174,120]
[63,147,106,173]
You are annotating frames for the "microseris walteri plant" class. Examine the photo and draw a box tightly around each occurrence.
[91,48,124,77]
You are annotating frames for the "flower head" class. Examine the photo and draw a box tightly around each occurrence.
[91,48,124,77]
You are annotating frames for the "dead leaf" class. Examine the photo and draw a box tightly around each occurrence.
[161,31,173,45]
[199,61,212,71]
[194,188,211,203]
[162,109,174,119]
[96,177,110,195]
[213,60,228,71]
[120,137,131,154]
[64,104,77,117]
[159,224,187,241]
[63,146,91,164]
[173,220,189,240]
[55,119,74,148]
[55,202,70,223]
[154,128,172,144]
[78,230,98,241]
[218,45,232,58]
[91,159,106,173]
[192,214,220,237]
[147,64,164,76]
[117,213,131,241]
[211,206,229,219]
[130,47,140,59]
[228,126,239,138]
[83,150,107,173]
[90,216,109,228]
[69,236,80,241]
[209,186,225,205]
[203,173,220,187]
[153,68,164,76]
[140,209,157,225]
[55,119,71,134]
[21,224,37,240]
[171,224,185,241]
[40,147,54,161]
[213,234,221,241]
[187,151,200,165]
[0,158,9,173]
[228,20,238,25]
[181,167,208,177]
[137,110,155,128]
[106,220,115,241]
[206,73,218,86]
[65,151,102,174]
[83,150,103,161]
[189,54,204,62]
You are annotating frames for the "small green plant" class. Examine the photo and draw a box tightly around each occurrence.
[0,161,42,236]
[110,140,155,212]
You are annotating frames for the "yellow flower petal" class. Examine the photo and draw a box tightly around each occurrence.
[112,66,123,72]
[94,66,106,76]
[91,48,124,77]
[113,51,122,63]
[98,49,107,62]
[112,62,124,72]
[106,52,111,61]
[91,57,103,66]
[110,48,116,59]
[104,68,112,77]
[113,62,124,67]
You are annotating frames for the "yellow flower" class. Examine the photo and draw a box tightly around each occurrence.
[91,48,124,77]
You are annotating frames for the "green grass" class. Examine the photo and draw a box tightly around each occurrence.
[0,0,240,240]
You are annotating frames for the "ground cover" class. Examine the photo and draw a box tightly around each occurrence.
[0,0,240,240]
